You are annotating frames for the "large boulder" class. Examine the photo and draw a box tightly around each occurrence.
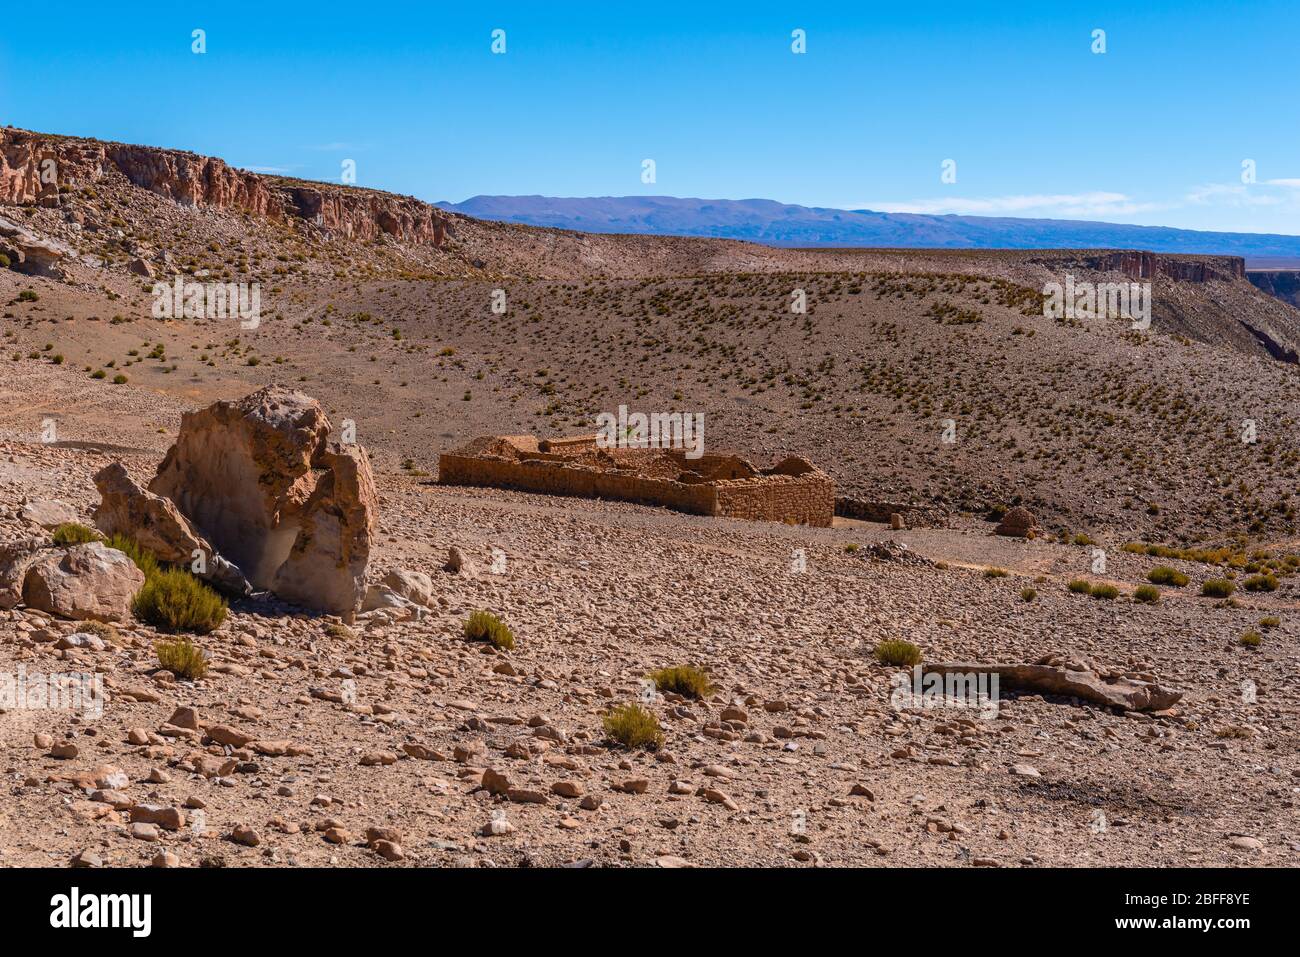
[0,214,69,279]
[22,542,145,622]
[149,387,330,588]
[148,387,376,613]
[272,444,377,615]
[92,462,250,595]
[381,568,433,606]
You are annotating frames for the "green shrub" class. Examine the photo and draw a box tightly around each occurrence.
[90,369,107,379]
[1133,584,1160,604]
[133,568,227,634]
[1259,616,1281,629]
[1242,574,1278,592]
[983,567,1008,579]
[601,703,664,750]
[1201,578,1235,598]
[51,522,101,546]
[874,639,922,667]
[1090,584,1120,600]
[1147,566,1188,587]
[1240,631,1262,648]
[17,290,38,302]
[1067,579,1092,595]
[648,665,715,699]
[462,610,514,650]
[843,543,859,553]
[105,533,160,578]
[0,253,10,269]
[112,373,128,384]
[1019,587,1037,601]
[155,637,209,679]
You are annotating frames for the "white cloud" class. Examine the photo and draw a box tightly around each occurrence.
[861,192,1162,218]
[1185,182,1287,207]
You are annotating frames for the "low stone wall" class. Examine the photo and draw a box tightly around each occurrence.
[439,441,836,526]
[717,475,835,526]
[437,453,719,515]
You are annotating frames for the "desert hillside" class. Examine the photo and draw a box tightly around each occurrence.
[0,129,1296,871]
[5,128,1300,541]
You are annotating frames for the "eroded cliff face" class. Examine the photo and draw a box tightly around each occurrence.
[1038,250,1247,283]
[0,127,454,246]
[283,185,451,245]
[1248,270,1300,309]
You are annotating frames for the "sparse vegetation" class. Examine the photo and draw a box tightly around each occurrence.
[1020,586,1037,601]
[51,522,101,546]
[1240,631,1262,648]
[155,637,209,679]
[648,665,715,699]
[133,567,227,634]
[1090,583,1120,600]
[106,533,160,577]
[1133,584,1160,604]
[1242,573,1278,592]
[602,703,664,750]
[874,639,922,667]
[1147,566,1189,587]
[462,610,515,650]
[1201,578,1236,598]
[1067,579,1092,595]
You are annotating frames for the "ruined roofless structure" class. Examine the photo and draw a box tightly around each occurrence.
[438,435,835,527]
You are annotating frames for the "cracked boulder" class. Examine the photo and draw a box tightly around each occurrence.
[147,387,376,613]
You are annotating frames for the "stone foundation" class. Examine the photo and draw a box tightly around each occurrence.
[439,436,834,527]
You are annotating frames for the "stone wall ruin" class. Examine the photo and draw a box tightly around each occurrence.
[438,436,834,527]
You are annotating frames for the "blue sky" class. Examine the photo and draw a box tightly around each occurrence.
[3,1,1297,233]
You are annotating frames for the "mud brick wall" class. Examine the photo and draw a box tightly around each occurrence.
[714,475,835,527]
[438,454,718,515]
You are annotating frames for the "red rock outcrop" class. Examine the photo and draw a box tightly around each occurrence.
[0,127,455,247]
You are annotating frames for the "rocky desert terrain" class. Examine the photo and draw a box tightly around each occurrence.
[0,129,1296,869]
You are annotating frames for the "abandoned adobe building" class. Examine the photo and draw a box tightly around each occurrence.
[438,435,835,527]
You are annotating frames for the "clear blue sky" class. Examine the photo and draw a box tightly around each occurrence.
[3,0,1297,233]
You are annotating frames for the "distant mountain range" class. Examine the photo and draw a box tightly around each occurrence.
[437,195,1300,262]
